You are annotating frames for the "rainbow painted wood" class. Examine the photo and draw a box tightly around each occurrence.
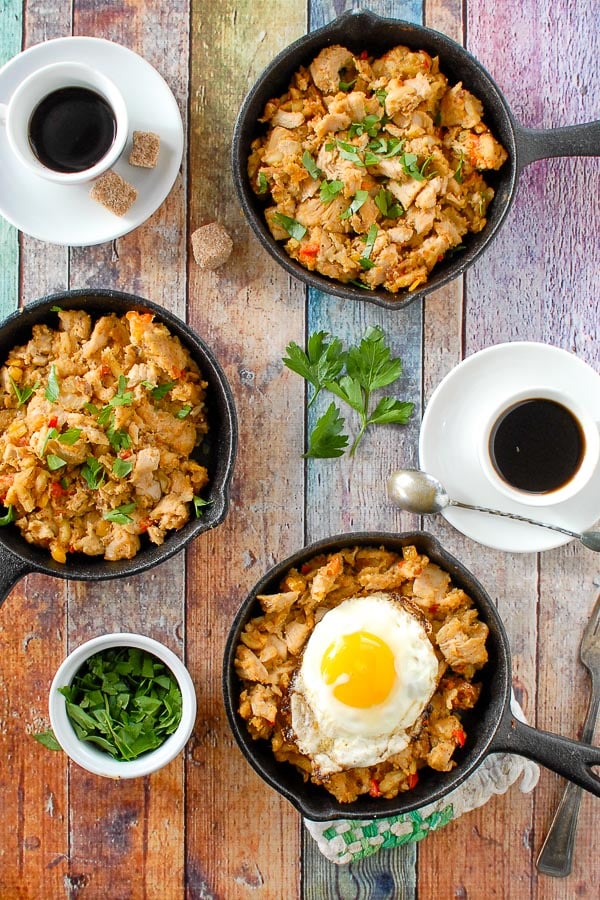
[0,1,599,897]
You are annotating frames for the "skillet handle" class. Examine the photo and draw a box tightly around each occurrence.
[516,120,600,170]
[491,705,600,797]
[0,545,32,608]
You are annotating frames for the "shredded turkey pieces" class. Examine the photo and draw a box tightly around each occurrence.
[0,309,209,562]
[248,43,507,295]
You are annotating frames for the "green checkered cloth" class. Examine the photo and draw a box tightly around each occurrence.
[304,697,539,864]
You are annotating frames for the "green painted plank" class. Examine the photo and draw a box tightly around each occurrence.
[0,1,22,317]
[303,2,424,898]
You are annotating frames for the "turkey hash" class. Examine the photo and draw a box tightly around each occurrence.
[248,43,507,295]
[235,544,489,803]
[0,308,210,562]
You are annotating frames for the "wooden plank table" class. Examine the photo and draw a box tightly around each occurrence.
[0,1,599,897]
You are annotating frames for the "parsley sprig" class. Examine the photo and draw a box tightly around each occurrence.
[283,331,345,409]
[283,326,414,457]
[9,376,39,407]
[57,647,183,761]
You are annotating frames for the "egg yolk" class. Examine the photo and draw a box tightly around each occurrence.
[321,631,396,708]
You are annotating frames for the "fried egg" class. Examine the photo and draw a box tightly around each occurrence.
[289,592,439,775]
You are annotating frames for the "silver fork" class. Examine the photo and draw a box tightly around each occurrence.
[536,590,600,877]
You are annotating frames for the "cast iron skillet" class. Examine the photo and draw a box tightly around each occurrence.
[0,289,237,608]
[223,532,600,821]
[232,9,600,310]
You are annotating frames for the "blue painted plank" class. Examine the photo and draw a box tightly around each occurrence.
[0,0,22,317]
[303,3,424,897]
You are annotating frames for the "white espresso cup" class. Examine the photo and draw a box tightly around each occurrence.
[478,386,600,507]
[0,61,128,185]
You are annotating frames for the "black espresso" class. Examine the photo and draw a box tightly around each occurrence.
[28,86,116,173]
[489,398,585,493]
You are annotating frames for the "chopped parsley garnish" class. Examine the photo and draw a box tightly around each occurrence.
[81,457,105,490]
[454,150,465,183]
[367,136,404,159]
[144,380,176,400]
[348,114,381,139]
[340,190,369,221]
[335,139,365,167]
[58,428,82,445]
[41,427,59,457]
[302,150,322,180]
[338,78,356,92]
[359,224,378,269]
[103,502,136,525]
[110,375,134,407]
[272,212,307,241]
[176,405,192,419]
[57,646,183,761]
[107,426,131,454]
[47,454,67,471]
[9,376,38,407]
[257,171,268,194]
[401,152,434,181]
[319,179,343,203]
[45,365,60,403]
[374,187,404,219]
[112,458,133,478]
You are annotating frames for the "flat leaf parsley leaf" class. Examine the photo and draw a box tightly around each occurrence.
[273,212,307,241]
[45,365,60,403]
[9,376,38,407]
[103,502,136,524]
[283,326,414,457]
[303,402,349,459]
[283,331,345,408]
[33,729,62,751]
[57,646,183,761]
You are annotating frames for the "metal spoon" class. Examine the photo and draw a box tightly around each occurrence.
[387,469,600,552]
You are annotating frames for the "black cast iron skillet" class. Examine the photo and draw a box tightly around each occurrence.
[0,289,237,608]
[223,532,600,821]
[232,9,600,311]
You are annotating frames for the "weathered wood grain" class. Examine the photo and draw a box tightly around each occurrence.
[0,0,21,318]
[302,1,424,896]
[466,4,600,898]
[0,6,72,897]
[56,2,191,895]
[1,0,599,897]
[185,2,306,897]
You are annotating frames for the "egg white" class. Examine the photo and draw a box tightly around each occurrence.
[289,593,439,775]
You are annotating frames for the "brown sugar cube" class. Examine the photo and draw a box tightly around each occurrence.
[90,170,137,216]
[129,130,160,168]
[191,222,233,270]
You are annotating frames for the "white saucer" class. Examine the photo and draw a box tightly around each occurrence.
[419,342,600,553]
[0,37,183,246]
